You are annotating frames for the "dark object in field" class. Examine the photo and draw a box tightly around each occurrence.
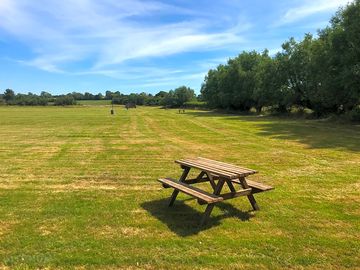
[110,109,114,114]
[158,157,273,226]
[178,108,185,113]
[125,103,136,109]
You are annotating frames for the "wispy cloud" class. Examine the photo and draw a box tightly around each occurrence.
[132,72,208,88]
[0,0,247,73]
[275,0,351,26]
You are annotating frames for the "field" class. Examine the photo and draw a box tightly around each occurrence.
[77,100,111,105]
[0,106,359,269]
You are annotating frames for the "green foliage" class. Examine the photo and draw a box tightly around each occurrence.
[1,89,198,108]
[4,89,15,102]
[347,105,360,122]
[4,92,48,106]
[183,100,207,109]
[201,1,360,116]
[160,86,196,107]
[54,95,77,106]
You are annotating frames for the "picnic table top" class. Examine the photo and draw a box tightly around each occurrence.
[175,157,257,179]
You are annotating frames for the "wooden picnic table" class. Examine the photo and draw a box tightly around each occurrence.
[158,157,273,226]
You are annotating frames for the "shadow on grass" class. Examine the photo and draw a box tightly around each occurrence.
[141,198,253,237]
[186,111,360,152]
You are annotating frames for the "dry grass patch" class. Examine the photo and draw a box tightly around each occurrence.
[0,221,18,238]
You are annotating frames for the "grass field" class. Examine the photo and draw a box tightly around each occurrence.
[77,100,111,105]
[0,106,359,269]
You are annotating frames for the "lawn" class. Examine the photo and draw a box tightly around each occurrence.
[77,100,111,105]
[0,106,359,269]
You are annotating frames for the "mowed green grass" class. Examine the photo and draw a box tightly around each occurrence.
[0,106,359,269]
[77,100,111,105]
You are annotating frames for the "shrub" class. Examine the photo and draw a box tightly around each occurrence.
[54,95,76,106]
[347,106,360,122]
[183,101,207,109]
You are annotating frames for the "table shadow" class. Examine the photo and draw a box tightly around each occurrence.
[141,198,254,237]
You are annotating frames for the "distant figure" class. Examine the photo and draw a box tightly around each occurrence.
[125,103,136,110]
[178,107,185,114]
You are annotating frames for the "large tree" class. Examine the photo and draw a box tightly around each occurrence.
[3,89,15,102]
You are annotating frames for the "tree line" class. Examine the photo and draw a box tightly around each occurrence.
[201,0,360,119]
[0,86,197,107]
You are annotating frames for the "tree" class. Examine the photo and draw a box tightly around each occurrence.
[173,86,195,107]
[54,95,76,106]
[4,89,15,103]
[40,91,52,99]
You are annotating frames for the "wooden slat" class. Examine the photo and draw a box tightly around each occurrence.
[158,178,223,204]
[219,188,252,200]
[194,157,257,176]
[175,159,238,179]
[197,188,252,205]
[163,177,210,187]
[196,157,256,174]
[176,159,235,178]
[231,179,273,192]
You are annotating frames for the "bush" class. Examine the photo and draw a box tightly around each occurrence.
[54,96,76,106]
[347,106,360,122]
[183,101,207,109]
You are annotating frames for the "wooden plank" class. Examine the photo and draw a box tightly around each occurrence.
[231,179,273,192]
[176,159,236,178]
[175,159,237,179]
[158,178,223,204]
[168,166,190,206]
[183,158,255,178]
[193,157,257,176]
[247,180,274,191]
[219,188,252,200]
[163,177,210,187]
[238,177,259,211]
[198,188,252,205]
[207,172,217,190]
[200,177,226,226]
[195,157,256,172]
[197,157,256,171]
[184,178,210,185]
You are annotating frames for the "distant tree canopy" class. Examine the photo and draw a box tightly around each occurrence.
[110,86,196,107]
[2,89,48,106]
[201,0,360,116]
[1,86,196,108]
[54,95,77,106]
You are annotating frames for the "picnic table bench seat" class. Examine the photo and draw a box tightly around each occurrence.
[158,178,223,204]
[231,179,274,193]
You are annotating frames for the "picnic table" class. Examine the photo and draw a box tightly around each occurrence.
[158,157,273,225]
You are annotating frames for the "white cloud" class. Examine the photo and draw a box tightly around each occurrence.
[132,72,207,88]
[0,0,247,73]
[276,0,351,26]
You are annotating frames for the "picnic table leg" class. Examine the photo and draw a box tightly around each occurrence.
[200,177,225,226]
[168,166,190,206]
[207,172,217,190]
[225,179,236,192]
[239,177,260,211]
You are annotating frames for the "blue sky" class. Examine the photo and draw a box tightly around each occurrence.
[0,0,351,95]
